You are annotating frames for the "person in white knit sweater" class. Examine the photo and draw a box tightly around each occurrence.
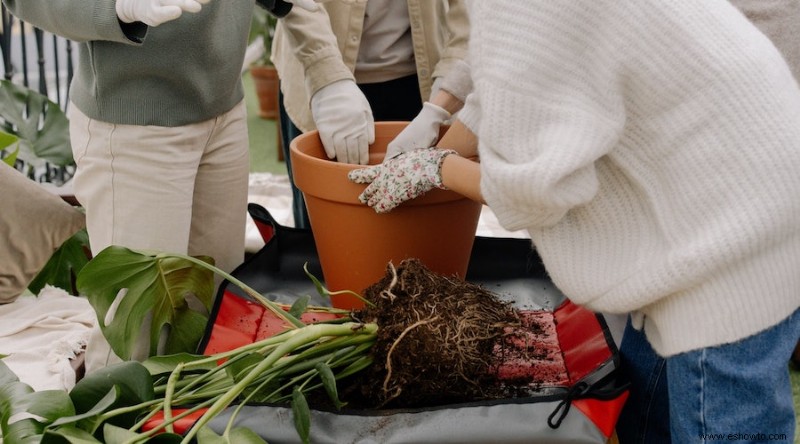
[348,0,800,442]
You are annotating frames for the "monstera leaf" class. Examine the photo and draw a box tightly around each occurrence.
[28,228,90,296]
[0,360,75,444]
[0,79,72,169]
[0,130,19,166]
[76,246,215,361]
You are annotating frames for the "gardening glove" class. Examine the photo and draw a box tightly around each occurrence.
[311,79,375,165]
[348,147,457,213]
[384,102,451,161]
[116,0,209,27]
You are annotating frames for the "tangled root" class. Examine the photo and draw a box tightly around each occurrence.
[352,258,519,408]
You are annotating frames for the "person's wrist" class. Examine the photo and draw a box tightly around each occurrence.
[434,149,458,189]
[422,102,452,125]
[428,91,463,116]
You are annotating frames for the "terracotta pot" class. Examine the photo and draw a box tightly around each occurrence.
[250,64,280,120]
[290,122,482,309]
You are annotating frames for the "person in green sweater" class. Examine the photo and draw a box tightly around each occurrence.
[1,0,320,372]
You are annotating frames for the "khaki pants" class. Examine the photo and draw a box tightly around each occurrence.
[69,102,250,373]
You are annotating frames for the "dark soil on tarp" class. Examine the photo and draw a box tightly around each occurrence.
[336,258,554,410]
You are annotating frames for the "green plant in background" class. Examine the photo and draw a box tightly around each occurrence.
[0,130,20,166]
[1,79,89,294]
[29,228,91,296]
[249,6,278,66]
[0,79,73,178]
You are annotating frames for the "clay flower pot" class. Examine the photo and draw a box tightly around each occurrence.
[290,122,482,309]
[250,64,280,120]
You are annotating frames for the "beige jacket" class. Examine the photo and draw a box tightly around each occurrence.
[271,0,469,132]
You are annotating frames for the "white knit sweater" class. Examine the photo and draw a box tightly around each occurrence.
[459,0,800,356]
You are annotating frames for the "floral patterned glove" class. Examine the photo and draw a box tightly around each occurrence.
[348,147,457,213]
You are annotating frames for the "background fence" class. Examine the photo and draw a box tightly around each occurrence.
[1,5,76,184]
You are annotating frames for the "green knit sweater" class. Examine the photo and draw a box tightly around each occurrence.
[2,0,255,126]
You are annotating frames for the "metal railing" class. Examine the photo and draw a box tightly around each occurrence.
[1,6,75,107]
[1,5,76,184]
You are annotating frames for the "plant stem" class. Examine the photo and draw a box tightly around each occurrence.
[181,322,377,443]
[151,251,306,328]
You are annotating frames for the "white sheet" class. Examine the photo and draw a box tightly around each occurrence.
[0,286,94,392]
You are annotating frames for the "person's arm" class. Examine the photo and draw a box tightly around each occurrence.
[438,118,483,204]
[278,6,353,103]
[436,118,477,158]
[383,60,473,161]
[440,154,484,205]
[430,0,470,85]
[278,5,374,164]
[349,118,483,212]
[1,0,136,43]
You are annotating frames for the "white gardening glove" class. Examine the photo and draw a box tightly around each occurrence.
[116,0,209,27]
[383,102,451,161]
[348,147,456,213]
[311,79,375,165]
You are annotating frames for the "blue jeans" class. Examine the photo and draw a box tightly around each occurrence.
[617,308,800,443]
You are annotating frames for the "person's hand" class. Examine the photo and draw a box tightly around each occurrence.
[348,147,457,213]
[384,102,451,161]
[311,79,375,164]
[116,0,209,27]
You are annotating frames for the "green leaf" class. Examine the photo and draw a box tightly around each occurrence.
[0,130,19,166]
[315,362,346,410]
[0,359,18,386]
[29,229,90,296]
[225,353,263,384]
[146,432,185,443]
[76,246,215,360]
[0,79,72,167]
[50,388,117,429]
[0,361,75,444]
[0,130,18,150]
[41,424,102,443]
[142,353,215,377]
[302,263,368,306]
[291,387,310,444]
[303,264,329,300]
[66,361,155,433]
[1,146,18,166]
[228,426,269,443]
[196,425,267,444]
[225,352,283,402]
[288,295,310,319]
[196,425,226,443]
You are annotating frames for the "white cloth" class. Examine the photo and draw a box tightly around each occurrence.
[460,0,800,356]
[0,286,94,392]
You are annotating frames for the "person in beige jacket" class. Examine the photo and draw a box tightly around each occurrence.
[271,0,469,229]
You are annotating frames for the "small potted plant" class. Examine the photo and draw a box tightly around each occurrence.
[248,7,281,120]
